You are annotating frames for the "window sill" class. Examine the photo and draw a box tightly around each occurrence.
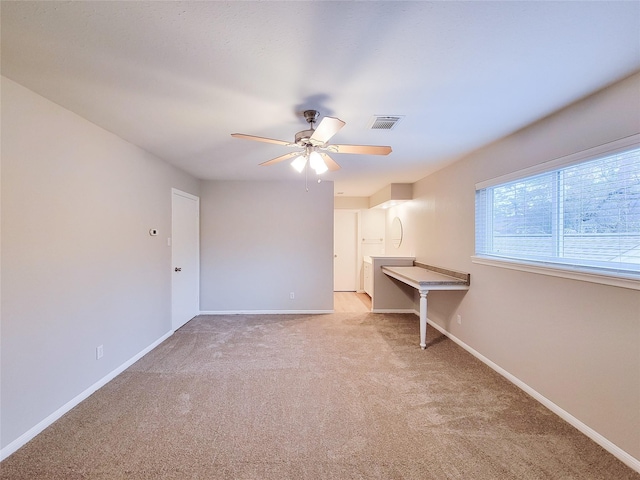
[471,256,640,290]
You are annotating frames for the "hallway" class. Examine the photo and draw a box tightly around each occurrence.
[333,292,371,313]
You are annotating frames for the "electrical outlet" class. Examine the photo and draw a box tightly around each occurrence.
[457,314,462,325]
[289,292,295,299]
[96,345,104,360]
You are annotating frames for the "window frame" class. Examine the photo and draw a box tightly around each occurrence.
[473,134,640,291]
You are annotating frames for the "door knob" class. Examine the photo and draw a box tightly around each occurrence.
[174,267,182,272]
[334,254,338,258]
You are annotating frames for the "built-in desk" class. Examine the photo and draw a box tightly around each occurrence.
[382,264,470,349]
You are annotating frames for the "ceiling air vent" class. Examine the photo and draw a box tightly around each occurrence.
[368,115,404,130]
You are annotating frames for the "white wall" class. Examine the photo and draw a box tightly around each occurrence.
[1,77,200,451]
[388,72,640,462]
[199,180,334,312]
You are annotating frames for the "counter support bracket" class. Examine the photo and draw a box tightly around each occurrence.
[419,290,429,349]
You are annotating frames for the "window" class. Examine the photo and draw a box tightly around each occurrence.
[475,138,640,284]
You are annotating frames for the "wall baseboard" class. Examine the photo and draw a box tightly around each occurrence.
[0,331,173,461]
[199,310,333,315]
[425,317,640,474]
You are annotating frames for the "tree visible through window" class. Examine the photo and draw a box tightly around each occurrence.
[476,146,640,274]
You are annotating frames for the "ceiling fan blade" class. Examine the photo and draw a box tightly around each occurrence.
[259,151,300,166]
[310,117,345,144]
[321,153,341,171]
[231,133,291,146]
[330,144,392,155]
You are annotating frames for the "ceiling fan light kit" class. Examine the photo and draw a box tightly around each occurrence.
[231,109,392,176]
[309,150,328,174]
[291,154,307,173]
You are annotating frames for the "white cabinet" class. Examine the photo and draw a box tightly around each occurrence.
[364,258,373,297]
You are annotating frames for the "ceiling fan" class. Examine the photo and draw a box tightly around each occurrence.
[231,110,392,175]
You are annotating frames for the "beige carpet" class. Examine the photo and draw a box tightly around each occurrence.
[2,312,638,479]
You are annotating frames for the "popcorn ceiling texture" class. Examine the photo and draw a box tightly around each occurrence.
[2,312,638,479]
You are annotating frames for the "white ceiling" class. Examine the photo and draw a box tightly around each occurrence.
[2,1,639,197]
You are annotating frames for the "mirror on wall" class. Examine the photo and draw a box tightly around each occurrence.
[391,217,403,248]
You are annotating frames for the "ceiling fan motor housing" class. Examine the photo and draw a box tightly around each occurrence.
[295,129,322,147]
[295,110,323,147]
[303,109,320,124]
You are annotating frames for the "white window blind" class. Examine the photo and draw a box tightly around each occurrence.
[475,144,640,277]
